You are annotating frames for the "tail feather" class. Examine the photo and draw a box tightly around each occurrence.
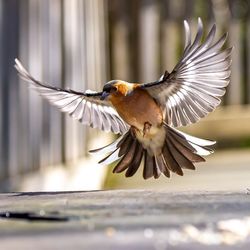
[116,131,130,149]
[90,125,214,179]
[118,135,133,157]
[98,148,119,165]
[168,127,214,155]
[112,139,137,173]
[143,152,154,179]
[89,136,122,155]
[125,144,143,177]
[169,136,205,163]
[155,155,170,178]
[167,140,195,170]
[162,144,183,176]
[170,127,216,146]
[153,157,162,179]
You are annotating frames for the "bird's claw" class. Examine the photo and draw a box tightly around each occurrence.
[143,122,152,137]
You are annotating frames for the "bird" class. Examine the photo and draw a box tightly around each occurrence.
[15,18,232,179]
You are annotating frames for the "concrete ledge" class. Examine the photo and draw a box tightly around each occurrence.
[0,190,250,249]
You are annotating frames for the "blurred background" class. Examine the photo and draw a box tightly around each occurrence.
[0,0,250,192]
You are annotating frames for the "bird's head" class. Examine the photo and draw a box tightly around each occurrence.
[101,80,135,100]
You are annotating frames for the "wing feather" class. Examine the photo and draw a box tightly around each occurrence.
[15,59,129,134]
[142,18,232,127]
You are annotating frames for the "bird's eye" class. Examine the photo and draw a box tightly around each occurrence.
[103,84,117,93]
[110,86,117,93]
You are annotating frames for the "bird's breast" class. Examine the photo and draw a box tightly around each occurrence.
[109,88,163,132]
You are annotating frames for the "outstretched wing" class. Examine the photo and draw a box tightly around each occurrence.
[141,18,232,127]
[15,59,129,134]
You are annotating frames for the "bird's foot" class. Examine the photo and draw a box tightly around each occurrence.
[143,122,152,137]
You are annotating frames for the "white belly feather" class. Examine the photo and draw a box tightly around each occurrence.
[135,126,166,156]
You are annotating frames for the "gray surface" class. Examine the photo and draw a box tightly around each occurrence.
[0,190,250,249]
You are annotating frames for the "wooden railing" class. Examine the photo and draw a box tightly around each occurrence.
[0,0,109,189]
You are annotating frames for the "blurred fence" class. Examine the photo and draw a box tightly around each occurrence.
[0,0,108,190]
[107,0,250,147]
[108,0,250,105]
[0,0,250,190]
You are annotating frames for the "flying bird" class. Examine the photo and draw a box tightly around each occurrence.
[15,18,232,179]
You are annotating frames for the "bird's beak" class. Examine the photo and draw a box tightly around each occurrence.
[100,91,109,100]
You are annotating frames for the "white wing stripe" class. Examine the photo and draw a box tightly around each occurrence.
[181,59,231,74]
[178,71,230,79]
[179,89,207,118]
[176,92,199,123]
[189,83,226,97]
[80,101,91,125]
[72,99,85,120]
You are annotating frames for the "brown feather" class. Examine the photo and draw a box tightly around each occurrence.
[169,136,205,162]
[167,140,195,170]
[143,152,154,179]
[169,128,213,153]
[118,134,133,157]
[157,155,170,178]
[113,139,137,173]
[169,129,196,152]
[161,154,170,178]
[153,157,162,179]
[116,131,130,148]
[162,144,183,176]
[125,144,144,177]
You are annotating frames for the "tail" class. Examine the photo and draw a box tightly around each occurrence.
[90,125,215,179]
[89,130,145,178]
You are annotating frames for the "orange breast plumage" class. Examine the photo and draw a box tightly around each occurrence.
[108,88,163,131]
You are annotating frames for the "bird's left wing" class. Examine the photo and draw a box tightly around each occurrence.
[141,18,232,127]
[15,59,129,134]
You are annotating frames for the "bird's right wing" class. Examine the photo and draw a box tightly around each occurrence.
[15,59,129,134]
